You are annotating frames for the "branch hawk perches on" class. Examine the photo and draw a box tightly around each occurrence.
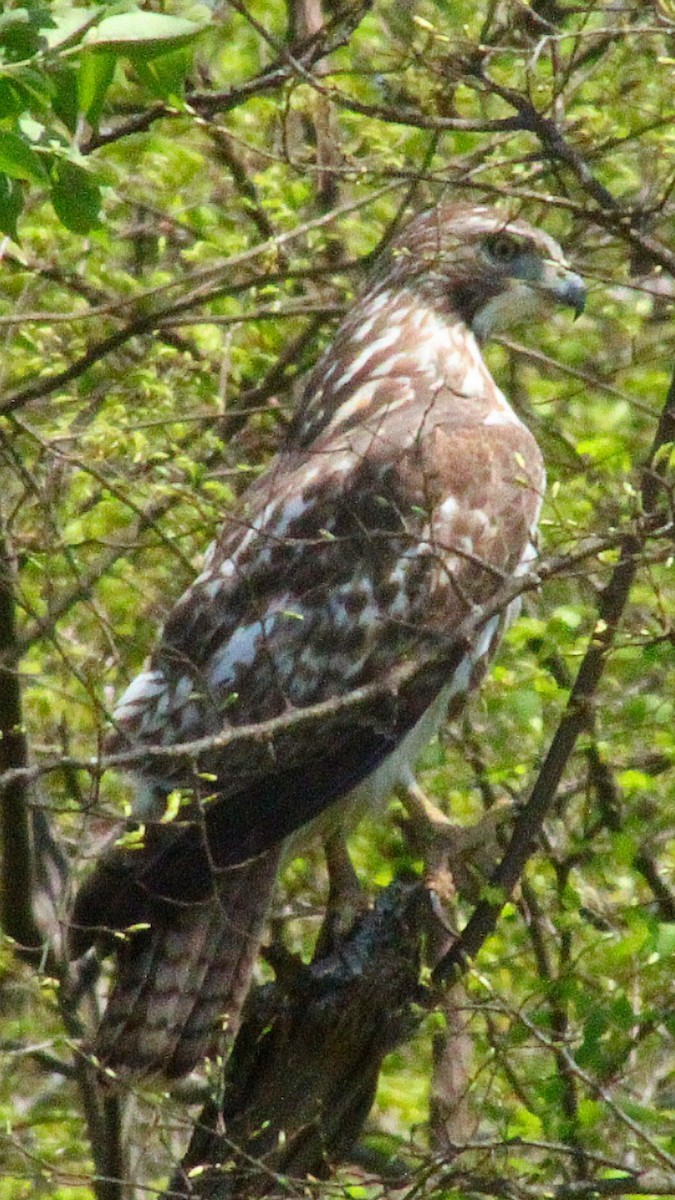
[70,204,585,1081]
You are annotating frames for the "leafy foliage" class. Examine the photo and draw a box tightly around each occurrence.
[0,3,209,235]
[0,1,673,1198]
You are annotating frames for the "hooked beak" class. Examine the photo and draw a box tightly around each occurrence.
[471,256,586,342]
[542,262,586,319]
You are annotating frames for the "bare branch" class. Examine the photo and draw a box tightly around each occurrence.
[0,511,42,954]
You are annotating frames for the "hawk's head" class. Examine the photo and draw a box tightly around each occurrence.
[377,203,586,341]
[289,202,585,447]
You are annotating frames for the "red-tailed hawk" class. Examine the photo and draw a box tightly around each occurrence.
[70,204,585,1081]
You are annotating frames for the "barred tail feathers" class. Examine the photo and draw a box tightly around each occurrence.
[93,849,281,1082]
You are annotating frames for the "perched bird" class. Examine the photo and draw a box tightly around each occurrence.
[70,203,585,1081]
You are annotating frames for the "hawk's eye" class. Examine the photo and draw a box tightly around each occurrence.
[485,234,519,265]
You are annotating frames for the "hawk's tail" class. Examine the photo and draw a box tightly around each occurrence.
[90,850,281,1083]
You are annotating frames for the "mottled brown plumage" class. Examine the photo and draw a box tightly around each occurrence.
[70,204,584,1081]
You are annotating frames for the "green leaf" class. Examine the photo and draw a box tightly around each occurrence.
[0,80,27,119]
[83,11,206,59]
[8,67,54,113]
[0,7,48,61]
[0,132,47,183]
[131,44,194,101]
[115,824,146,851]
[78,50,116,126]
[161,789,190,823]
[577,1099,604,1128]
[50,160,101,233]
[655,922,675,960]
[44,6,104,52]
[0,172,23,238]
[52,67,79,134]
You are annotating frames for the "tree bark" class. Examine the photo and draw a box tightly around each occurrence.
[165,881,429,1199]
[0,511,41,953]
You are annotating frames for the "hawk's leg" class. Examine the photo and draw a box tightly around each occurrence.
[315,832,369,957]
[397,778,511,902]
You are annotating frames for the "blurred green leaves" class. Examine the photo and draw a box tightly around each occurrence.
[0,4,209,236]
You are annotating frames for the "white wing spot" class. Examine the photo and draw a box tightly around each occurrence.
[202,540,217,571]
[459,365,487,396]
[446,654,473,700]
[200,577,223,601]
[300,463,321,486]
[174,675,193,706]
[325,381,381,428]
[178,701,200,733]
[270,493,310,539]
[114,670,167,719]
[439,495,459,521]
[484,409,518,427]
[351,313,378,343]
[386,305,413,325]
[389,590,410,618]
[208,623,262,687]
[473,614,500,662]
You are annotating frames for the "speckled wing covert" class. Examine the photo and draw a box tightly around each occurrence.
[70,203,584,1081]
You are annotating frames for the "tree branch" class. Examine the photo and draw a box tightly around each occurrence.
[0,510,42,954]
[165,881,428,1199]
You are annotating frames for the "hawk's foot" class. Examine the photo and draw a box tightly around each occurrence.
[397,780,512,902]
[315,832,370,957]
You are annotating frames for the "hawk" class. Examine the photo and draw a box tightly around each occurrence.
[70,204,585,1081]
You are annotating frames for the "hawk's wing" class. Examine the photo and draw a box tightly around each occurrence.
[73,394,543,944]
